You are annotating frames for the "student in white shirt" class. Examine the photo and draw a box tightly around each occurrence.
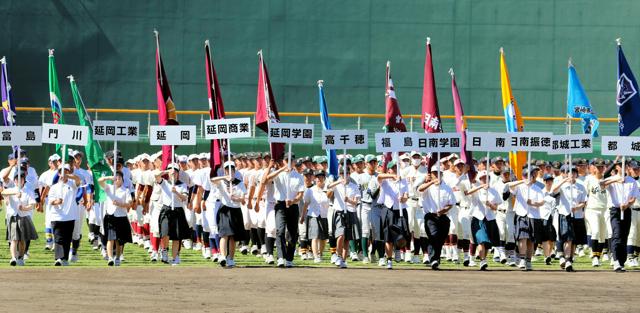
[466,170,503,270]
[508,166,545,271]
[2,170,38,266]
[99,172,133,266]
[584,158,608,267]
[552,166,587,272]
[48,164,81,266]
[301,170,330,263]
[154,164,190,266]
[377,160,409,270]
[417,164,456,270]
[210,161,247,268]
[39,154,61,250]
[327,166,361,268]
[538,174,559,266]
[601,161,639,272]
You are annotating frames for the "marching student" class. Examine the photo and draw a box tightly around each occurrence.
[69,150,93,263]
[39,154,61,250]
[301,170,330,263]
[508,166,545,271]
[254,155,279,265]
[211,161,247,268]
[48,164,81,266]
[552,166,587,272]
[467,170,502,270]
[154,163,190,266]
[402,151,427,264]
[584,158,608,266]
[600,161,639,272]
[376,159,410,270]
[297,166,314,260]
[272,154,305,268]
[2,170,39,266]
[365,155,388,266]
[418,164,456,270]
[327,166,361,268]
[539,173,559,265]
[98,172,133,266]
[494,167,517,265]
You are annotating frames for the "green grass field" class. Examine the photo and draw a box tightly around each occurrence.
[0,206,622,271]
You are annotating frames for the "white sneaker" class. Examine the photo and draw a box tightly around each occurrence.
[330,253,338,264]
[193,242,202,251]
[386,260,393,270]
[314,257,322,264]
[143,240,151,250]
[265,254,275,265]
[626,258,639,268]
[161,249,169,264]
[480,259,488,271]
[463,254,470,267]
[203,248,211,259]
[277,258,285,268]
[378,258,386,267]
[499,250,507,264]
[592,256,601,267]
[535,247,543,256]
[299,252,307,261]
[430,260,440,270]
[23,252,29,260]
[518,259,526,269]
[492,250,500,262]
[54,259,63,266]
[422,255,430,265]
[602,253,610,262]
[350,252,360,262]
[577,247,586,258]
[613,260,623,272]
[260,246,267,255]
[404,251,412,263]
[171,256,180,266]
[10,258,17,266]
[443,247,450,261]
[565,260,574,272]
[468,259,477,267]
[362,257,371,264]
[211,253,220,263]
[119,254,125,262]
[107,257,115,266]
[183,240,192,250]
[240,245,249,255]
[150,251,158,262]
[250,245,259,255]
[559,257,566,269]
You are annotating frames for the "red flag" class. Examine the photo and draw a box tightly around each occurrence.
[421,37,443,134]
[450,68,474,177]
[383,61,406,167]
[155,31,178,170]
[256,50,284,160]
[205,40,226,177]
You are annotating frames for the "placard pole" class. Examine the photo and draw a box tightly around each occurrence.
[622,155,626,221]
[113,140,118,175]
[228,138,233,195]
[171,145,175,211]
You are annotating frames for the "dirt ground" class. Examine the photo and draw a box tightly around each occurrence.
[0,267,637,312]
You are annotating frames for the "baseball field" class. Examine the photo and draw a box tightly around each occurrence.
[1,211,638,313]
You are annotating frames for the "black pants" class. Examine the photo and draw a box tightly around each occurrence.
[425,213,450,263]
[275,201,299,262]
[610,207,632,265]
[52,220,75,261]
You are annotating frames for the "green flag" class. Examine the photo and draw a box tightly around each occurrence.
[69,75,112,203]
[48,49,65,156]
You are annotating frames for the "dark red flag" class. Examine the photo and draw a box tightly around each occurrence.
[155,31,178,170]
[421,38,446,168]
[205,40,226,177]
[256,50,284,161]
[383,61,406,167]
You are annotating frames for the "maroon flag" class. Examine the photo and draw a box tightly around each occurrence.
[421,38,445,167]
[205,40,226,177]
[255,50,284,161]
[450,68,474,176]
[383,61,406,166]
[155,31,178,170]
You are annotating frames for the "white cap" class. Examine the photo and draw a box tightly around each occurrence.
[477,170,487,179]
[58,164,71,171]
[430,164,440,172]
[199,152,209,159]
[454,159,465,166]
[166,163,180,171]
[400,153,411,161]
[69,150,79,157]
[223,161,236,168]
[188,154,199,161]
[410,151,421,157]
[125,159,134,164]
[48,154,61,162]
[177,155,188,163]
[449,153,459,160]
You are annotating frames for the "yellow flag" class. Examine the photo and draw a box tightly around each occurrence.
[500,48,526,179]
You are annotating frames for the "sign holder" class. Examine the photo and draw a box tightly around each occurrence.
[548,134,593,217]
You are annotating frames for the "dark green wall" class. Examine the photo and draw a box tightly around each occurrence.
[0,0,636,169]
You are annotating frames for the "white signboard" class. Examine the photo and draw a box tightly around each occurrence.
[0,126,42,146]
[268,123,314,144]
[466,132,512,152]
[149,125,197,146]
[547,134,593,155]
[416,132,463,153]
[374,132,418,153]
[601,136,640,156]
[93,120,140,142]
[42,123,88,146]
[204,118,252,140]
[322,129,368,150]
[509,132,553,152]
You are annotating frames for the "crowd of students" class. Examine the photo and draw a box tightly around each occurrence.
[3,148,639,272]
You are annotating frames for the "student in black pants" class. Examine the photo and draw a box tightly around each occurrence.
[48,164,81,266]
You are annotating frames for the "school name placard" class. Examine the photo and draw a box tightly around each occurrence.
[547,134,593,155]
[0,126,42,146]
[374,132,461,153]
[322,129,368,150]
[204,118,252,140]
[42,123,88,146]
[149,125,197,146]
[93,120,140,142]
[268,123,314,144]
[602,136,640,156]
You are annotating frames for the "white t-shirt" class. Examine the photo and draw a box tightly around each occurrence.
[4,187,36,217]
[330,181,360,213]
[274,171,305,201]
[470,185,502,221]
[421,183,456,215]
[539,189,557,220]
[556,182,587,217]
[104,184,132,217]
[584,175,608,211]
[215,180,247,208]
[606,175,640,208]
[303,186,330,218]
[48,180,79,221]
[157,179,188,208]
[377,179,408,210]
[512,183,544,218]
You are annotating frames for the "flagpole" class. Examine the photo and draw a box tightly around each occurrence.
[287,142,292,206]
[396,151,403,217]
[228,138,232,195]
[344,148,348,211]
[171,145,175,211]
[113,140,118,175]
[17,145,21,192]
[622,155,626,221]
[566,58,573,167]
[527,151,531,204]
[437,151,441,215]
[61,144,66,181]
[486,151,490,203]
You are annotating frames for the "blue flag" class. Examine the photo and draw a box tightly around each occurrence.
[318,81,338,179]
[617,44,640,136]
[567,63,599,137]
